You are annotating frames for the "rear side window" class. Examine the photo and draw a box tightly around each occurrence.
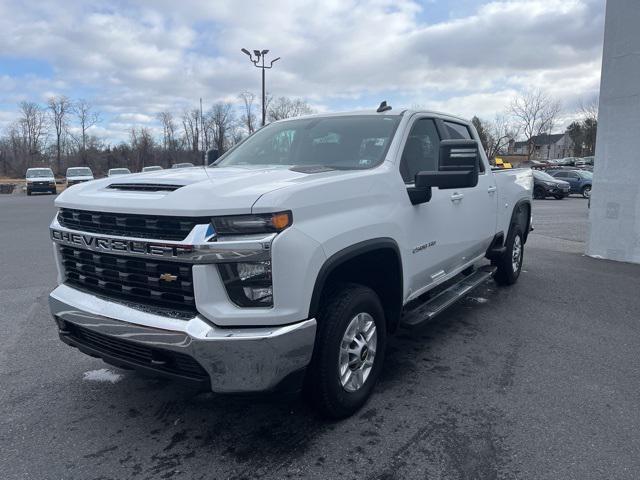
[399,119,440,183]
[444,121,471,139]
[554,171,567,178]
[444,121,485,173]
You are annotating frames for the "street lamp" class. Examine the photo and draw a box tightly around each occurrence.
[241,48,280,126]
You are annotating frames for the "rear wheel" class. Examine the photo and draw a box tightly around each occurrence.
[582,185,591,198]
[533,187,546,200]
[494,225,524,286]
[305,284,386,419]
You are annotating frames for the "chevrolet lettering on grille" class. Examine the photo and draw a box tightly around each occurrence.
[50,229,193,258]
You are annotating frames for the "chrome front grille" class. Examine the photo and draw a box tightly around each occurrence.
[58,208,208,241]
[59,245,196,314]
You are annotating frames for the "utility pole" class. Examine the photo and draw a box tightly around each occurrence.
[241,48,280,126]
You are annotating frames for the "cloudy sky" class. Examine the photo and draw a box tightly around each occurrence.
[0,0,605,142]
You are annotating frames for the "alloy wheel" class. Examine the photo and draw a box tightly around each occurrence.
[338,312,377,392]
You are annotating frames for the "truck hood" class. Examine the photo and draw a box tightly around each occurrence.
[27,176,55,183]
[55,165,349,216]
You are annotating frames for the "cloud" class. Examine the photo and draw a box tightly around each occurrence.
[0,0,605,142]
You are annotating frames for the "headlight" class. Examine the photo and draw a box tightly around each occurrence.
[211,211,292,235]
[218,261,273,307]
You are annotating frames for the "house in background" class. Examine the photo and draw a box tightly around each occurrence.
[508,133,575,160]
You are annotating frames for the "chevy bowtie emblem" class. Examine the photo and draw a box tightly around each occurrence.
[159,273,178,282]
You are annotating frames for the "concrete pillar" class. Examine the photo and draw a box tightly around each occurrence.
[587,1,640,264]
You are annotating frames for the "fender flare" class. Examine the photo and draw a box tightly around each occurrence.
[308,238,403,320]
[509,199,532,242]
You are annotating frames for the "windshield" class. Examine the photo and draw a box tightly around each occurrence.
[26,168,54,178]
[214,115,401,170]
[533,170,557,182]
[578,170,593,178]
[110,169,130,175]
[67,167,92,176]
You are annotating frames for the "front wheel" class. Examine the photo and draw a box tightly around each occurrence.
[582,185,591,198]
[494,225,524,286]
[305,284,387,419]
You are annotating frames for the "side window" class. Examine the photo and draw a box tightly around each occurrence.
[399,119,440,184]
[444,120,485,173]
[444,121,471,139]
[555,171,567,178]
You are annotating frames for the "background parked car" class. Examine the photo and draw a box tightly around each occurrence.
[107,168,132,177]
[65,167,94,187]
[171,162,195,169]
[142,165,163,172]
[548,169,593,198]
[25,167,57,195]
[533,169,570,200]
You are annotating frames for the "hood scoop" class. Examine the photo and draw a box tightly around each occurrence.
[107,183,183,192]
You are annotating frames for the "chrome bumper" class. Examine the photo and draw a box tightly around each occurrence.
[49,284,317,393]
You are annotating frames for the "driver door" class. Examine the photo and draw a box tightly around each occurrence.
[399,117,461,298]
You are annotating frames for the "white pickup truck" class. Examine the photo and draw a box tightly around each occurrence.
[49,107,532,418]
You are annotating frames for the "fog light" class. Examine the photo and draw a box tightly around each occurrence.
[218,261,273,307]
[242,286,273,302]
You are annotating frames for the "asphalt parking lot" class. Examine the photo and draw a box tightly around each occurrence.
[2,194,640,480]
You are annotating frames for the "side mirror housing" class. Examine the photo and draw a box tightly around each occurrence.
[415,139,480,190]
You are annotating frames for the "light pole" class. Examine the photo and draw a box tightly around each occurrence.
[241,48,280,126]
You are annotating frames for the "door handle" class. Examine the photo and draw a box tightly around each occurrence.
[487,186,497,194]
[450,192,464,202]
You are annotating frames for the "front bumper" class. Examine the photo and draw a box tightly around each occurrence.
[28,182,56,192]
[50,284,317,393]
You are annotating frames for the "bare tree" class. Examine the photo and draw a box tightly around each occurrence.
[18,101,48,160]
[129,127,155,171]
[182,109,200,152]
[579,96,599,124]
[238,91,257,134]
[488,115,519,162]
[207,102,236,154]
[47,95,71,173]
[157,111,177,151]
[510,90,561,160]
[267,97,314,122]
[472,115,518,163]
[73,99,101,160]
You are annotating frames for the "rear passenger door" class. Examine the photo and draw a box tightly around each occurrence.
[441,120,498,267]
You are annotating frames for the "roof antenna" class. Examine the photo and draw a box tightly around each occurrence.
[376,101,392,113]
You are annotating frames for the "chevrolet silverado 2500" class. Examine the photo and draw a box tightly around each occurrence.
[49,108,533,418]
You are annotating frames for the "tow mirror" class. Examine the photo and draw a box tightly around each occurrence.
[415,139,480,190]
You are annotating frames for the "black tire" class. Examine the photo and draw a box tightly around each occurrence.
[27,190,32,196]
[305,283,387,419]
[581,185,591,198]
[493,225,524,286]
[533,187,546,200]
